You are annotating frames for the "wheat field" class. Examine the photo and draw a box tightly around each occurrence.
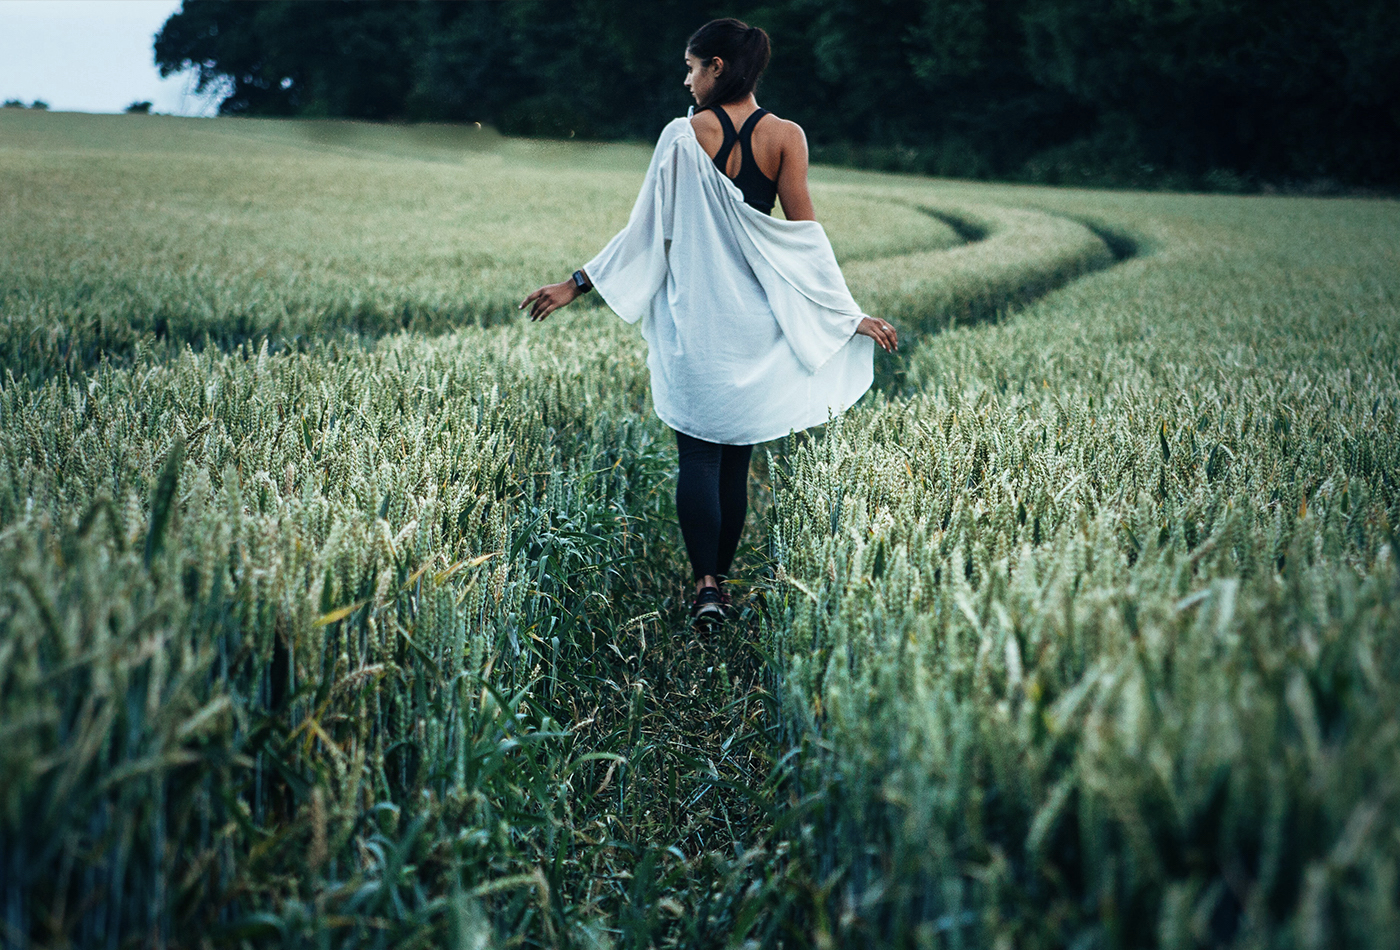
[2,110,1397,949]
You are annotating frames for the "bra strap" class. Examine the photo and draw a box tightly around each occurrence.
[737,108,768,171]
[737,107,768,141]
[708,105,739,172]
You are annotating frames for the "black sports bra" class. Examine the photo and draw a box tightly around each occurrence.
[704,105,779,215]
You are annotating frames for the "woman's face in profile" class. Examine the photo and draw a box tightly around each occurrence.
[683,51,721,104]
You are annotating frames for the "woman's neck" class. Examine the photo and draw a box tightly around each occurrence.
[712,94,759,113]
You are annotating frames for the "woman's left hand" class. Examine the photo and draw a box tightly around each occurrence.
[519,280,580,322]
[856,316,898,353]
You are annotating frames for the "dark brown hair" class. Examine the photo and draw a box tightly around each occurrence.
[687,18,771,107]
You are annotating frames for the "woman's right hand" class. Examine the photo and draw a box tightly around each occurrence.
[856,316,898,353]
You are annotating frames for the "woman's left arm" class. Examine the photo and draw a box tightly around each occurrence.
[520,269,590,321]
[523,119,685,326]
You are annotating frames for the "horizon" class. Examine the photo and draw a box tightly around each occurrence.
[0,0,219,116]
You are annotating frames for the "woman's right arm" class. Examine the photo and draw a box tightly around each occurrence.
[775,121,896,352]
[774,120,816,222]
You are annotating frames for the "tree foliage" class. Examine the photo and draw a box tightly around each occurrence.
[154,0,1399,186]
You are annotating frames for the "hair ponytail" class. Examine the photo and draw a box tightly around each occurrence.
[687,18,772,108]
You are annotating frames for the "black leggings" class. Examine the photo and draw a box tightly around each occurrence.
[675,431,754,582]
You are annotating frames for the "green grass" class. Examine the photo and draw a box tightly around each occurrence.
[2,110,1398,949]
[0,111,958,379]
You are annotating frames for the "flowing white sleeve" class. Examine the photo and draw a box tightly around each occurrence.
[733,214,868,374]
[582,128,680,325]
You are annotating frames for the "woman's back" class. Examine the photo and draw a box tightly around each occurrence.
[694,105,778,214]
[689,104,814,220]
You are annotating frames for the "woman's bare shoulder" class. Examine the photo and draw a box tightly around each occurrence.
[767,114,807,148]
[689,110,721,134]
[749,112,806,156]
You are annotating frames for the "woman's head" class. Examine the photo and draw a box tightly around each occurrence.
[684,18,771,108]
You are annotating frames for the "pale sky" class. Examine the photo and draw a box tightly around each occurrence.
[0,0,222,116]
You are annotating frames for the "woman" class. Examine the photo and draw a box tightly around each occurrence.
[520,18,897,626]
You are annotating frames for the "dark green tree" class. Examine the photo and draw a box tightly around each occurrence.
[154,0,1400,186]
[156,1,421,119]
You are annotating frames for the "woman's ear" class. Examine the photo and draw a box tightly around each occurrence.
[709,56,725,77]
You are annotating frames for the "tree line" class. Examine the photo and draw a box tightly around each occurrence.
[155,0,1399,189]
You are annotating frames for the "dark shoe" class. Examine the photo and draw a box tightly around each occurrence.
[690,585,725,627]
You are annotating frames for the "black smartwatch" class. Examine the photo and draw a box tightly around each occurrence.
[572,269,592,293]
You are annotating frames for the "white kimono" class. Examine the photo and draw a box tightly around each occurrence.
[584,115,874,445]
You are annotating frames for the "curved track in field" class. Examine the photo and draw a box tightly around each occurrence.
[845,200,1121,334]
[833,196,1138,390]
